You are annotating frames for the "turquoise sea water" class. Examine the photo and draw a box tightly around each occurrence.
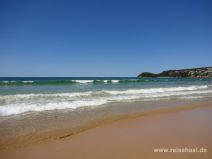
[0,77,212,116]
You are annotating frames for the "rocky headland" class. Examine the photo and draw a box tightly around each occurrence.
[138,67,212,78]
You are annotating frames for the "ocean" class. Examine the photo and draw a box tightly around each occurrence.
[0,77,212,116]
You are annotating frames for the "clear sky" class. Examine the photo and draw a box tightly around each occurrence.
[0,0,212,77]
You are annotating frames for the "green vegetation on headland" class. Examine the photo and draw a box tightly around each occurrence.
[138,67,212,78]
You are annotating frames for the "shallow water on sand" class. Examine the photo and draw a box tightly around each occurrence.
[0,77,212,116]
[0,97,212,149]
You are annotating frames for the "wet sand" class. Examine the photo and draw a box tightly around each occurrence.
[0,103,212,159]
[1,99,211,150]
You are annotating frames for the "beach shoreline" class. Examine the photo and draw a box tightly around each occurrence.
[0,98,212,158]
[0,98,211,149]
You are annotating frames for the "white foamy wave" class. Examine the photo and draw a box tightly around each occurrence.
[104,85,208,95]
[22,81,34,83]
[2,81,16,83]
[1,89,211,116]
[0,85,211,116]
[0,92,92,99]
[73,80,93,84]
[0,92,93,105]
[104,89,212,102]
[102,80,119,83]
[139,90,212,98]
[178,96,204,99]
[111,80,119,83]
[71,80,120,84]
[0,100,107,116]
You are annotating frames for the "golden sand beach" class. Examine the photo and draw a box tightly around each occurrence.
[0,101,211,159]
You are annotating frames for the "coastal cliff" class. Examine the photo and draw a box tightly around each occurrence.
[138,67,212,78]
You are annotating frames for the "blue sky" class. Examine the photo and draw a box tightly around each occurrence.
[0,0,212,77]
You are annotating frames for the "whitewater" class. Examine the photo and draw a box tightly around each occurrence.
[0,77,212,116]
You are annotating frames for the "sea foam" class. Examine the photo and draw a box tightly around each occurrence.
[0,85,211,116]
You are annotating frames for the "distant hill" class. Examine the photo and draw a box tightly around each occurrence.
[138,67,212,78]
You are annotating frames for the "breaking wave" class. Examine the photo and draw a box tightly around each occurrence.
[0,85,211,116]
[1,77,207,85]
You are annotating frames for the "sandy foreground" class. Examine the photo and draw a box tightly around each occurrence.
[0,104,212,159]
